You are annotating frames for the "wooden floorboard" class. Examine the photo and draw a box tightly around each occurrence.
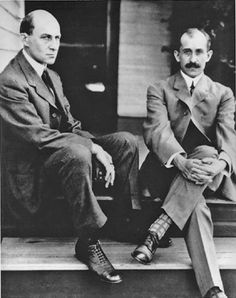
[2,237,236,271]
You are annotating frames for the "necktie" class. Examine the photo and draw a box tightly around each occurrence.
[42,70,54,96]
[190,81,195,96]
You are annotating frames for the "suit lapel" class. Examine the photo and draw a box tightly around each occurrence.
[173,71,211,142]
[192,74,209,106]
[17,51,58,109]
[173,71,190,102]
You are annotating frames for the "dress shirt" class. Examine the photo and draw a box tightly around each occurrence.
[22,49,46,77]
[180,70,203,94]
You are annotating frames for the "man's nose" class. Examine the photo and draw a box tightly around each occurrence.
[190,53,197,62]
[49,39,60,50]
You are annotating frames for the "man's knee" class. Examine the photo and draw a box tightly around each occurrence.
[115,131,138,153]
[188,145,218,160]
[62,143,92,167]
[46,143,92,173]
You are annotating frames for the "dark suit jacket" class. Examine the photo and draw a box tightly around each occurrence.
[0,50,94,214]
[143,71,236,201]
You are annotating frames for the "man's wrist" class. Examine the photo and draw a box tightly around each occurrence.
[173,153,185,169]
[91,142,97,155]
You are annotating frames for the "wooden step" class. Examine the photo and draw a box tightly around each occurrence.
[1,237,236,297]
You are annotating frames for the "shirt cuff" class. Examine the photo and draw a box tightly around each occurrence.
[165,151,186,168]
[219,151,231,177]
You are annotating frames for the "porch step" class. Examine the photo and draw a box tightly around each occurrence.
[2,237,236,297]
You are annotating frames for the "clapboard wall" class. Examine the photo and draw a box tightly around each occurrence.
[118,0,172,117]
[0,0,24,72]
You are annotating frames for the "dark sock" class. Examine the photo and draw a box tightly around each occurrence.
[79,228,101,245]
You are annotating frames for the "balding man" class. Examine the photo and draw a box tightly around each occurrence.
[0,10,141,283]
[132,28,236,298]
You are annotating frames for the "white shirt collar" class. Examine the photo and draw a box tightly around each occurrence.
[180,70,203,91]
[22,49,46,77]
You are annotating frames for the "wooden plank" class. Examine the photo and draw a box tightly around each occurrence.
[0,27,22,51]
[2,237,236,271]
[0,1,24,20]
[0,6,21,34]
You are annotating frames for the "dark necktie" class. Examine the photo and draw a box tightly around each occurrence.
[190,81,195,96]
[42,70,54,96]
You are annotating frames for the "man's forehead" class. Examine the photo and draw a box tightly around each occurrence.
[180,31,208,48]
[32,13,60,34]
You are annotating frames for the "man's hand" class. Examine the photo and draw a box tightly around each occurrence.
[197,157,227,178]
[91,143,115,188]
[173,154,215,185]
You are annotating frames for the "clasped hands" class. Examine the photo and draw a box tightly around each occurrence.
[91,143,115,188]
[173,154,227,185]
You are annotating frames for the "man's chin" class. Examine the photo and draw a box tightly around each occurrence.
[45,57,57,65]
[46,59,56,65]
[185,69,201,78]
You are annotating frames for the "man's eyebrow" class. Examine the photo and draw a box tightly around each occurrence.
[40,33,52,37]
[40,33,61,38]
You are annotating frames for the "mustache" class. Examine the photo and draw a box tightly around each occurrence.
[185,62,200,68]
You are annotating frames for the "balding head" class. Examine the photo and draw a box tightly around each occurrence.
[20,10,61,65]
[180,28,211,51]
[20,10,59,35]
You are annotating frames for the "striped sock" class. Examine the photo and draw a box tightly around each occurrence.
[148,213,172,240]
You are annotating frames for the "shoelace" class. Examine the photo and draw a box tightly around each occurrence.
[88,242,108,264]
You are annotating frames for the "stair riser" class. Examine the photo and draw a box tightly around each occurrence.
[2,270,236,298]
[2,201,236,237]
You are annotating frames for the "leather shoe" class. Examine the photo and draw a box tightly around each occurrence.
[131,231,160,264]
[205,287,228,298]
[75,239,122,284]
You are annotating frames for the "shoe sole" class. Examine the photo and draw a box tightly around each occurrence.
[100,277,123,284]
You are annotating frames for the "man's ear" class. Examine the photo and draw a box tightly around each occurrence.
[206,50,213,62]
[174,50,180,62]
[20,33,29,47]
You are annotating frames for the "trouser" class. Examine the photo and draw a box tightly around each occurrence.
[140,145,224,297]
[44,132,140,237]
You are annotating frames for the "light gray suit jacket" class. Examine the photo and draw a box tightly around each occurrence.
[143,71,236,201]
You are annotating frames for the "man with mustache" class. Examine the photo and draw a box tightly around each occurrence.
[132,28,236,298]
[0,10,142,284]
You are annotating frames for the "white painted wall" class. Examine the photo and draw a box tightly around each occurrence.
[118,0,172,117]
[0,0,24,72]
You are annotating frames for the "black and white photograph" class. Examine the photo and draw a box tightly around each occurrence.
[1,0,235,297]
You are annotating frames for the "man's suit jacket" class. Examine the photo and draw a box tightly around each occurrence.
[143,71,236,201]
[0,50,94,214]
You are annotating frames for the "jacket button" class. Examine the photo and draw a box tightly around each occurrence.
[51,112,57,118]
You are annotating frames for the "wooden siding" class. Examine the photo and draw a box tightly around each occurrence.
[118,0,172,117]
[0,0,24,72]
